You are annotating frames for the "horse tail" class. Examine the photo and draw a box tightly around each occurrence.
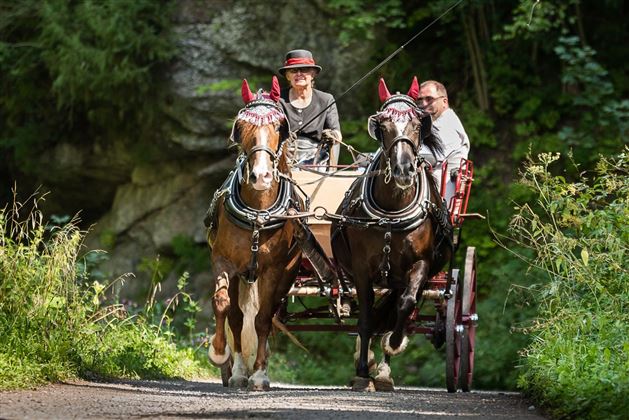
[373,290,399,334]
[238,279,260,373]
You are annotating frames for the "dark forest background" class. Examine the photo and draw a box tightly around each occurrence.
[1,0,627,411]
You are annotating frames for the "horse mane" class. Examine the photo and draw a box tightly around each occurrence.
[422,115,445,158]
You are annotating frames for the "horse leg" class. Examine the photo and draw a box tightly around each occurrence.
[374,354,394,392]
[209,267,233,367]
[382,260,428,356]
[248,304,273,391]
[227,279,249,389]
[248,256,300,391]
[353,336,376,375]
[352,278,375,392]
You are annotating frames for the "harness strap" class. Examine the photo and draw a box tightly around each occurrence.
[247,227,260,284]
[379,226,392,283]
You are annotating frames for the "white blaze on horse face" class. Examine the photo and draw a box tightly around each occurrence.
[394,120,407,163]
[250,126,274,191]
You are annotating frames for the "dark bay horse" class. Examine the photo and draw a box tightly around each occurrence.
[331,77,452,391]
[206,77,301,390]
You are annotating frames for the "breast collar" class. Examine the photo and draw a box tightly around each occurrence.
[221,155,296,231]
[359,149,431,231]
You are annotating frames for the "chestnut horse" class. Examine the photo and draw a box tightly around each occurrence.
[206,77,301,390]
[331,77,452,391]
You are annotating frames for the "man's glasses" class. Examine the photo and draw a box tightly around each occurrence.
[417,95,445,104]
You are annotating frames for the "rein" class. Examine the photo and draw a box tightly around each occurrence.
[296,0,464,135]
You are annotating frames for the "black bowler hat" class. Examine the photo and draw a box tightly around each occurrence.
[278,49,322,75]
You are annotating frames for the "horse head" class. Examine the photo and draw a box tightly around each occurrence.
[231,77,289,191]
[368,77,436,190]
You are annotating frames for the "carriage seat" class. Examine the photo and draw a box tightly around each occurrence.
[419,155,474,227]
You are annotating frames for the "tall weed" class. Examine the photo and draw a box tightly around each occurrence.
[0,191,214,389]
[509,150,628,419]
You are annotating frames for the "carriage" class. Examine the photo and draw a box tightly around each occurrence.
[279,157,478,393]
[208,77,479,393]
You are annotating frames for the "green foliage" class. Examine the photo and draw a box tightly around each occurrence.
[269,329,355,385]
[0,0,175,167]
[0,193,214,390]
[457,100,496,148]
[40,1,173,111]
[510,151,629,419]
[497,0,579,42]
[171,234,211,275]
[338,118,378,164]
[327,0,406,45]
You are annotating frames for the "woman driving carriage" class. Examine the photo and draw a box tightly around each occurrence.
[278,49,342,169]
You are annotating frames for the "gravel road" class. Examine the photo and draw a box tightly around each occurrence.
[0,379,546,419]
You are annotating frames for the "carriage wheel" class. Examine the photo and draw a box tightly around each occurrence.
[445,282,462,393]
[220,356,233,387]
[459,247,477,392]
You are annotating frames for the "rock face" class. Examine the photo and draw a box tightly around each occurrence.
[73,0,372,299]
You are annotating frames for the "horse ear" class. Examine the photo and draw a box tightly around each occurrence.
[407,76,420,100]
[241,79,256,104]
[270,76,281,102]
[378,78,391,103]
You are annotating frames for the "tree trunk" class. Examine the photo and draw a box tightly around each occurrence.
[462,11,489,111]
[575,1,587,46]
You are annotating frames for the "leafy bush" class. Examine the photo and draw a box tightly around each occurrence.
[0,191,214,390]
[0,0,175,167]
[510,150,629,419]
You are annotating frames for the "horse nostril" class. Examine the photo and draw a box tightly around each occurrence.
[404,161,415,176]
[395,162,414,177]
[262,171,273,183]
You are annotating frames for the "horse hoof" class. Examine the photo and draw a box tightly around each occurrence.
[248,378,270,391]
[248,371,270,391]
[351,376,375,392]
[374,376,395,392]
[208,337,231,366]
[228,375,248,389]
[381,332,409,356]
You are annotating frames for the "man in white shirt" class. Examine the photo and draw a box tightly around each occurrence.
[417,80,470,206]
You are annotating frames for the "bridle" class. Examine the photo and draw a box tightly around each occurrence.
[233,98,289,184]
[370,95,424,183]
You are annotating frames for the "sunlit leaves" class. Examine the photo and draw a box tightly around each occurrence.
[512,149,629,418]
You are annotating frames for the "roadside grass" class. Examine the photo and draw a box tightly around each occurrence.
[508,150,629,419]
[0,192,217,390]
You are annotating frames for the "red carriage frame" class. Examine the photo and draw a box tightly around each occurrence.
[272,158,479,393]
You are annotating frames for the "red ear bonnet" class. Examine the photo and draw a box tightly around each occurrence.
[378,78,392,103]
[407,76,420,100]
[241,79,256,104]
[269,76,281,102]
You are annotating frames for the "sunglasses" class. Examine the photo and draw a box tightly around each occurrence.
[286,68,314,74]
[417,95,445,104]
